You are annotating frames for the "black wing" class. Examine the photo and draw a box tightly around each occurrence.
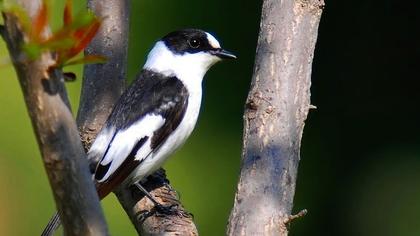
[90,69,189,198]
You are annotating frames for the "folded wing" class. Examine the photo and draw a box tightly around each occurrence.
[88,70,189,199]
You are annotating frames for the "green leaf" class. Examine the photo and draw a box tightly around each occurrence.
[22,43,42,59]
[71,10,97,29]
[41,38,75,51]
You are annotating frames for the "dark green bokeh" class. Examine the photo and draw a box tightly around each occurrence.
[1,0,420,235]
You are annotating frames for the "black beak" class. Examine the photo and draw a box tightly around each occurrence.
[212,49,237,59]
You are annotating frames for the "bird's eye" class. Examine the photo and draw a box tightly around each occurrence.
[189,39,200,48]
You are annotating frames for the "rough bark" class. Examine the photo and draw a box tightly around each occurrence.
[77,1,198,235]
[227,0,324,235]
[1,1,108,235]
[115,169,198,236]
[76,0,128,153]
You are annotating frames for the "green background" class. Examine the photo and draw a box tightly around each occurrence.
[1,0,420,235]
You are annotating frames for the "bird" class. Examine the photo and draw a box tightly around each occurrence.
[41,28,236,236]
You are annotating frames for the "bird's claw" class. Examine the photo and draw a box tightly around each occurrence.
[155,203,191,218]
[163,182,177,194]
[155,203,178,215]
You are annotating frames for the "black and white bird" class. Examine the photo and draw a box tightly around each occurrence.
[92,29,236,198]
[41,29,235,236]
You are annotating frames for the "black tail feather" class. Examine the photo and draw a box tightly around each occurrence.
[41,212,61,236]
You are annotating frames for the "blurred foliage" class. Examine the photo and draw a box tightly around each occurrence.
[1,0,420,235]
[3,0,104,67]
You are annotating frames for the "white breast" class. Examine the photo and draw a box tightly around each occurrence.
[124,40,219,184]
[127,86,202,184]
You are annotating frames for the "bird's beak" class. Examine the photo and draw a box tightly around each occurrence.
[211,48,237,59]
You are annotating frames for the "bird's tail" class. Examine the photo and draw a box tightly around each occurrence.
[41,212,61,236]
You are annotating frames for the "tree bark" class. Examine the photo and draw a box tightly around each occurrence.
[76,0,128,153]
[77,1,198,235]
[227,0,324,235]
[115,169,198,236]
[1,1,108,235]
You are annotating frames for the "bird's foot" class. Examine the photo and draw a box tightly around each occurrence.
[163,182,178,195]
[154,203,191,218]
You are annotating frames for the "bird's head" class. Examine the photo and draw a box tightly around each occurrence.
[144,29,236,81]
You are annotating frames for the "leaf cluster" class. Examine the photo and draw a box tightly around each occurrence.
[2,0,106,68]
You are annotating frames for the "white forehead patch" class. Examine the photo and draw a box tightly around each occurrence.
[206,32,221,49]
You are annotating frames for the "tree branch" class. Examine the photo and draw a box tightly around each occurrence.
[76,0,128,153]
[227,0,324,235]
[115,169,198,236]
[1,1,108,235]
[77,0,198,234]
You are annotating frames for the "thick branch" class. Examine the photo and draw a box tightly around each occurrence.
[77,0,198,234]
[1,1,108,235]
[115,169,198,236]
[227,0,324,235]
[76,0,128,152]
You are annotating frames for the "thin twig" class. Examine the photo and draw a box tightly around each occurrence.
[283,209,308,224]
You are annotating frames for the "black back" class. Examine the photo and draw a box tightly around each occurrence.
[107,69,189,132]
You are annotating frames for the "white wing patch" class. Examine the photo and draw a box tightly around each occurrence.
[88,127,115,157]
[95,114,165,182]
